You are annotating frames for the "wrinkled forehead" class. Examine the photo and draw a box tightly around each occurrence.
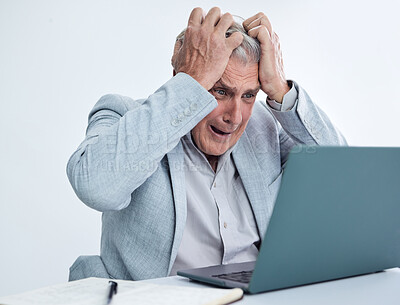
[217,58,260,92]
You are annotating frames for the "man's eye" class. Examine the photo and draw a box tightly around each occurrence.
[214,89,226,96]
[243,93,255,99]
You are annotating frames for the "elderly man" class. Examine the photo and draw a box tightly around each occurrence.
[67,7,346,281]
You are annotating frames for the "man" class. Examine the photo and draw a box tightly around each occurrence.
[67,7,346,281]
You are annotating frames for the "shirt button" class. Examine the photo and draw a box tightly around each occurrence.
[171,118,179,126]
[224,222,227,229]
[190,103,198,111]
[213,182,216,188]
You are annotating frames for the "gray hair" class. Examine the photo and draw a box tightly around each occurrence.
[174,20,261,67]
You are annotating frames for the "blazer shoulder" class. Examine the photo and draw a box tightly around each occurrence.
[88,94,145,119]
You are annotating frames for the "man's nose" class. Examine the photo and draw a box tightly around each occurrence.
[223,97,242,126]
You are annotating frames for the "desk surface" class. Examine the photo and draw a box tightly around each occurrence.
[144,268,400,305]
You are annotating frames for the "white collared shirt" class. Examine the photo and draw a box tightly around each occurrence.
[169,133,260,275]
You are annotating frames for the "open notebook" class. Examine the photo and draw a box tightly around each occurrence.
[0,277,243,305]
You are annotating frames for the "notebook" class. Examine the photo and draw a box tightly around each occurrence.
[178,146,400,294]
[0,277,243,305]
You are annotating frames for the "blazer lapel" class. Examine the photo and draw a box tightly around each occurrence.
[166,142,187,273]
[232,131,274,241]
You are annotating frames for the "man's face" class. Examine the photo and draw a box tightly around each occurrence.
[191,57,260,158]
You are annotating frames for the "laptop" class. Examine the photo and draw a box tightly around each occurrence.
[178,146,400,294]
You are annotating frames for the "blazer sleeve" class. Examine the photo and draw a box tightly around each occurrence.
[264,81,347,166]
[66,73,217,212]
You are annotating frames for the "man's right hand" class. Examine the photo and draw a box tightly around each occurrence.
[172,7,243,91]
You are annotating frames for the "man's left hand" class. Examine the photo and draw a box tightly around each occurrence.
[243,13,290,103]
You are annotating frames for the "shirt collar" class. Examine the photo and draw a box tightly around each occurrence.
[182,132,237,174]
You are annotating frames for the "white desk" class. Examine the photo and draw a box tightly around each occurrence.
[145,268,400,304]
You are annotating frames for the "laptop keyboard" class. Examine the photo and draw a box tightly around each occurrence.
[212,270,254,283]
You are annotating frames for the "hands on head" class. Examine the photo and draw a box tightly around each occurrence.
[172,7,243,91]
[172,7,290,103]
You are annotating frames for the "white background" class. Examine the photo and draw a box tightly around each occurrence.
[0,0,399,297]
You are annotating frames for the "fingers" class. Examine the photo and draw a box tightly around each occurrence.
[203,7,221,26]
[212,10,242,50]
[215,12,234,34]
[243,12,287,100]
[177,7,244,90]
[226,31,243,50]
[189,7,240,50]
[242,12,262,28]
[248,17,273,38]
[243,12,272,32]
[188,7,232,34]
[243,12,273,38]
[188,7,204,26]
[247,25,271,46]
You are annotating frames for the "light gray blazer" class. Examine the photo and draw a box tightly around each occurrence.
[67,73,346,281]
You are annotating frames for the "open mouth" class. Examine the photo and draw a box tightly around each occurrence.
[211,125,231,136]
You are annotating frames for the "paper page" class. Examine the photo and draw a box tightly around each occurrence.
[0,277,243,305]
[114,284,243,305]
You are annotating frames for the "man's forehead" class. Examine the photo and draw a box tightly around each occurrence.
[217,59,260,91]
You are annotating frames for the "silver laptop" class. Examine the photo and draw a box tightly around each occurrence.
[178,146,400,294]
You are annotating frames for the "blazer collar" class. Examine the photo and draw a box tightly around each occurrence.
[166,142,187,273]
[232,131,274,241]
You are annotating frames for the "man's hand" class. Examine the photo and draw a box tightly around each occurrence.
[243,13,290,103]
[172,7,243,91]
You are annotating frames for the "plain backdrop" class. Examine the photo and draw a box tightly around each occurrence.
[0,0,399,297]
